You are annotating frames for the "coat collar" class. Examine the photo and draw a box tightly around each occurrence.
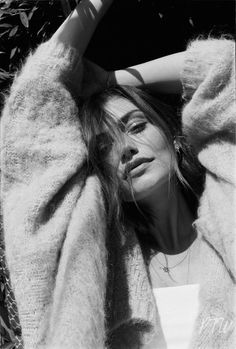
[106,228,166,348]
[193,217,236,284]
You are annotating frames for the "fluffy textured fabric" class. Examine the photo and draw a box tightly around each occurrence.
[0,38,235,349]
[182,38,236,349]
[1,42,108,349]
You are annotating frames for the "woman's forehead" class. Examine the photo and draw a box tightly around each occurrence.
[104,96,140,121]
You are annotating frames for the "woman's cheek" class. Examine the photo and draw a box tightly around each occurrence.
[107,145,121,171]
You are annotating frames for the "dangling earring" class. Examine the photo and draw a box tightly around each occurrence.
[173,136,182,164]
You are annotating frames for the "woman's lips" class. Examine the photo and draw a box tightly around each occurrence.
[123,157,154,180]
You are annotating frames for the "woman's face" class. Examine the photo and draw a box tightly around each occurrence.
[104,96,174,202]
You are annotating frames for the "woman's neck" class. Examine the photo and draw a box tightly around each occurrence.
[139,179,196,255]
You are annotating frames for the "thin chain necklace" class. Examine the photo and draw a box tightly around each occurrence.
[152,247,191,284]
[157,248,190,272]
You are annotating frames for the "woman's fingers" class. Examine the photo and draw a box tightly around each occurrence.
[80,58,109,96]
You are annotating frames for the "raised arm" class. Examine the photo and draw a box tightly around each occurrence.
[52,0,113,53]
[48,0,113,90]
[109,51,185,94]
[0,1,113,348]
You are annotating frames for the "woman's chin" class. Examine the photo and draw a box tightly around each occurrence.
[121,173,170,203]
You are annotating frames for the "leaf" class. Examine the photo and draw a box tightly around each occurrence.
[0,23,12,28]
[0,28,11,37]
[189,17,194,26]
[19,1,30,7]
[0,0,13,10]
[0,14,7,20]
[28,6,37,21]
[0,68,9,80]
[9,25,18,37]
[5,0,13,6]
[37,22,48,36]
[19,11,29,28]
[10,46,17,59]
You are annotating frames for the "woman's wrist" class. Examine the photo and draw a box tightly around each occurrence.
[51,0,114,54]
[106,71,116,88]
[77,0,113,21]
[85,0,114,16]
[107,69,144,88]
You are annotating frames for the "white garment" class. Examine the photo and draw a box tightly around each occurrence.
[153,284,200,349]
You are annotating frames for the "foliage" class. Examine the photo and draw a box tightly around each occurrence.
[0,0,76,101]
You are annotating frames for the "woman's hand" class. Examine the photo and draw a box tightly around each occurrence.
[50,0,114,94]
[80,58,111,97]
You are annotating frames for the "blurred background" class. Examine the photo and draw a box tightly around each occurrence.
[0,0,235,109]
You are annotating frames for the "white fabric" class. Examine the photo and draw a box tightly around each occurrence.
[153,284,200,349]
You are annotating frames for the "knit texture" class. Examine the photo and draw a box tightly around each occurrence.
[181,38,236,349]
[1,41,108,349]
[0,38,235,349]
[0,243,23,348]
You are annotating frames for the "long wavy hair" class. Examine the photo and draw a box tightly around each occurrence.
[79,85,204,255]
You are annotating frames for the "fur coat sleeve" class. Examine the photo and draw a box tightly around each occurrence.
[181,38,236,280]
[0,40,107,349]
[181,38,236,348]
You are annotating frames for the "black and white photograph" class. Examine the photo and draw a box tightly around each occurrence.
[0,1,235,348]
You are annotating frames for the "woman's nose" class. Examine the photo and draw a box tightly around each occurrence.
[121,144,138,163]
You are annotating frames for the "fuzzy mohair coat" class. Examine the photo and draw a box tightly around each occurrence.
[0,38,235,348]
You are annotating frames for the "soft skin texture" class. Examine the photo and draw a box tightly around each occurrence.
[0,38,235,349]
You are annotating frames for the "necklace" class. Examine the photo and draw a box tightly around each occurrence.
[151,247,192,284]
[157,248,191,273]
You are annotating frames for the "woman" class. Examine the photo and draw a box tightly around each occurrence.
[0,0,235,348]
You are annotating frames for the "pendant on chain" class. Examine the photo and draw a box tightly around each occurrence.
[160,266,177,282]
[161,266,170,273]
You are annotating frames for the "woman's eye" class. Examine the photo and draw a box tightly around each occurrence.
[127,122,147,134]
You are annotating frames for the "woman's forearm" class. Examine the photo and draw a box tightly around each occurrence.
[111,51,185,94]
[51,0,113,55]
